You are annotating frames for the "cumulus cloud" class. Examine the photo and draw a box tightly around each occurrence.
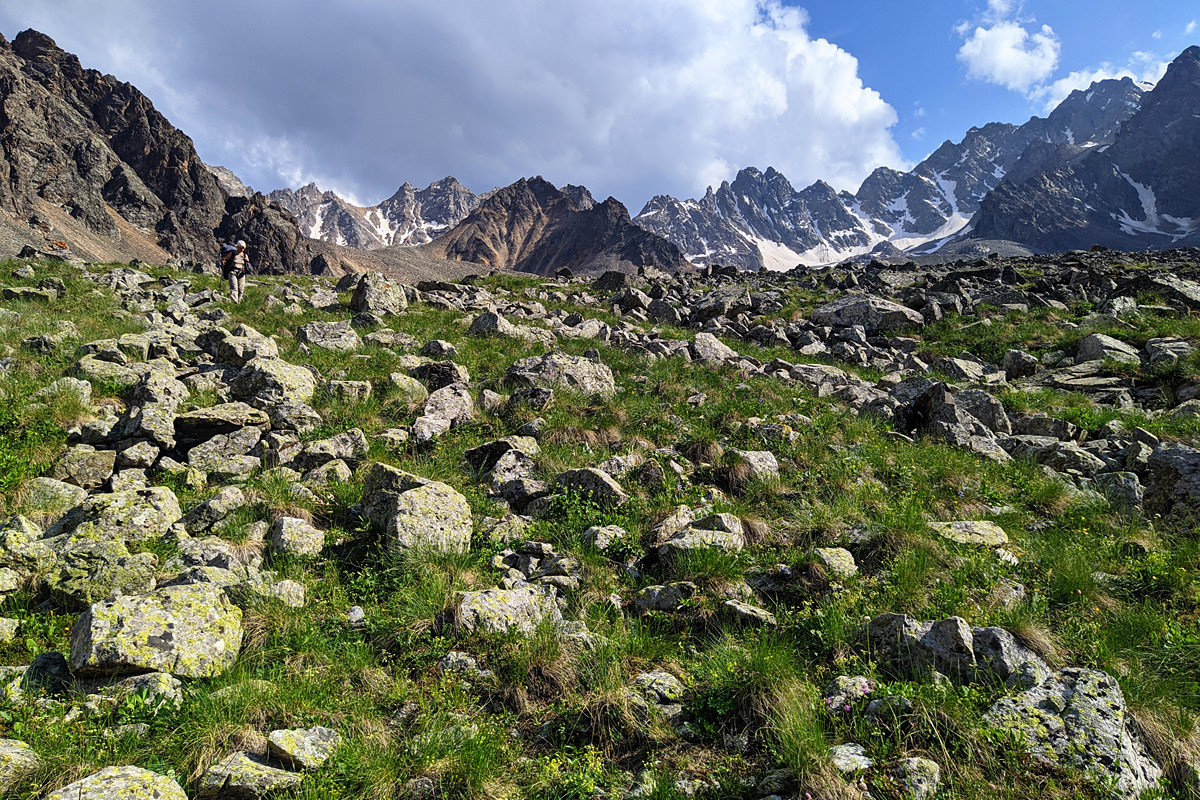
[1028,54,1170,113]
[1187,20,1197,34]
[957,18,1061,92]
[0,0,906,208]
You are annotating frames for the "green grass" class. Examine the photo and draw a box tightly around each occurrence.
[0,258,1197,798]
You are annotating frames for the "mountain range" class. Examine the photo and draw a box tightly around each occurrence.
[0,26,1196,277]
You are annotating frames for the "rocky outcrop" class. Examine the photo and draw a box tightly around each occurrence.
[429,176,687,276]
[0,29,352,274]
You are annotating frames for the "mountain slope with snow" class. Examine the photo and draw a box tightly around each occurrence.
[267,177,481,251]
[634,77,1147,270]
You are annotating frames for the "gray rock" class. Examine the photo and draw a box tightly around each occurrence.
[181,487,247,533]
[269,517,324,557]
[45,486,181,542]
[581,524,626,551]
[984,668,1161,798]
[812,294,924,333]
[633,582,698,612]
[294,428,369,471]
[1095,471,1144,510]
[231,357,316,406]
[829,743,872,774]
[506,351,616,398]
[47,538,157,610]
[1076,333,1140,366]
[351,272,407,316]
[23,477,88,514]
[0,739,38,791]
[297,320,361,353]
[420,384,476,430]
[729,449,779,480]
[49,446,117,490]
[813,547,858,578]
[361,463,473,555]
[860,613,1046,685]
[552,468,629,508]
[722,599,776,627]
[689,332,738,363]
[930,520,1009,547]
[1002,348,1039,379]
[889,757,941,799]
[199,751,301,799]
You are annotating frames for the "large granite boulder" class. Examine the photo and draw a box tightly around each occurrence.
[506,352,616,398]
[44,486,181,543]
[812,294,924,333]
[297,321,361,353]
[351,271,408,316]
[230,357,316,406]
[453,585,563,635]
[361,463,473,554]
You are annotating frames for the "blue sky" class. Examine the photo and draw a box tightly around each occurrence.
[797,0,1196,164]
[0,0,1194,208]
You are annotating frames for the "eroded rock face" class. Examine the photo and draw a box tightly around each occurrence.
[70,584,243,678]
[984,668,1162,798]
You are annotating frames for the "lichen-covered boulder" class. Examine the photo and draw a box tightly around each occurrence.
[47,539,157,610]
[361,463,472,554]
[230,357,316,406]
[268,725,342,770]
[44,486,181,543]
[23,477,87,516]
[269,517,324,557]
[888,757,941,799]
[0,739,39,793]
[70,584,243,678]
[0,516,56,575]
[984,668,1161,798]
[49,445,116,490]
[199,751,301,799]
[453,585,563,635]
[45,766,187,800]
[293,428,369,471]
[506,352,616,398]
[180,486,247,534]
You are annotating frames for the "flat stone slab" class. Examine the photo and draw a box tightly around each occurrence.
[930,520,1009,547]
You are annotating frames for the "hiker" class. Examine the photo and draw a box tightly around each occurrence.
[222,240,250,303]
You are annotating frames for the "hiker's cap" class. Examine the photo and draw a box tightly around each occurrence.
[236,240,247,248]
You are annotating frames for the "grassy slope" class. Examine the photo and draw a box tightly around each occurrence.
[0,260,1197,799]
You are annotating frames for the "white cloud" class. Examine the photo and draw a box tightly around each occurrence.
[0,0,907,208]
[1152,30,1163,40]
[1029,54,1171,113]
[911,127,927,140]
[957,20,1061,92]
[1187,20,1197,34]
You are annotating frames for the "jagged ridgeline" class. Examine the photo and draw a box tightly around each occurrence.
[0,245,1199,798]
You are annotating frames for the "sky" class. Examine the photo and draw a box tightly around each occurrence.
[0,0,1193,211]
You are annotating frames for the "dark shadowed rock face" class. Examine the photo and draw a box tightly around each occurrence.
[0,29,319,271]
[970,47,1200,252]
[429,177,686,276]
